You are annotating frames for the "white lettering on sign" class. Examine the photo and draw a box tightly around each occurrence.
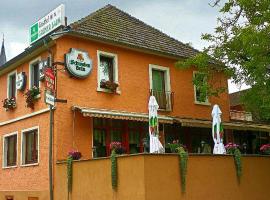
[30,4,65,44]
[65,48,93,78]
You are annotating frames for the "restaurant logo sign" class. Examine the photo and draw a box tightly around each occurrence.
[65,48,92,78]
[30,4,65,44]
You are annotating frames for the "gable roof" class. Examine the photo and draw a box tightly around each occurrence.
[70,4,199,58]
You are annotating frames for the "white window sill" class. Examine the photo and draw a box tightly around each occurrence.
[194,101,211,106]
[97,87,121,95]
[2,165,17,169]
[35,94,41,99]
[20,162,39,167]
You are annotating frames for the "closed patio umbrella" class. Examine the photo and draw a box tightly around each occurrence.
[148,96,164,153]
[212,104,226,154]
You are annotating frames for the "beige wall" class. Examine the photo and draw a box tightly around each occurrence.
[55,154,270,200]
[0,190,49,200]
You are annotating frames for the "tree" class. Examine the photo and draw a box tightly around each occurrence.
[176,0,270,122]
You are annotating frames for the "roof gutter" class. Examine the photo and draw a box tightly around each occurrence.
[0,35,57,76]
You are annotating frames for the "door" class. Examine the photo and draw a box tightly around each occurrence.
[152,69,166,109]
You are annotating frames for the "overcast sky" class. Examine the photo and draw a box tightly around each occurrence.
[0,0,247,93]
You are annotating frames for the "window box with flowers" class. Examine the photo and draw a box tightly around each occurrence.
[100,79,119,92]
[24,86,40,109]
[2,97,16,111]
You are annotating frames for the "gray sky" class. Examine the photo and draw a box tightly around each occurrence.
[0,0,247,92]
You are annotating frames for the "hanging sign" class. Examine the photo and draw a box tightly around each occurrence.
[45,91,55,106]
[65,48,92,78]
[16,72,27,91]
[30,4,65,44]
[45,68,55,93]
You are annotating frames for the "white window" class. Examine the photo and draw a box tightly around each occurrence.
[7,70,17,99]
[193,71,209,104]
[149,64,172,111]
[21,126,39,166]
[3,132,18,168]
[29,58,41,89]
[97,51,119,93]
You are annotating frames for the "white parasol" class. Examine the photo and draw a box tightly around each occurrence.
[148,96,164,153]
[212,104,226,154]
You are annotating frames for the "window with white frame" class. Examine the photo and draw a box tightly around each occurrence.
[97,51,119,92]
[149,64,172,110]
[7,71,17,99]
[3,132,17,167]
[193,71,209,104]
[29,59,40,89]
[21,127,39,165]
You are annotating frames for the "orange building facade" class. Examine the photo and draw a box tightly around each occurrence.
[0,5,269,200]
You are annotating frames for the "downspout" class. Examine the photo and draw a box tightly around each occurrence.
[43,38,54,200]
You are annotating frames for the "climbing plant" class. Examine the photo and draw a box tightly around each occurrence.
[111,149,117,190]
[67,155,73,193]
[233,148,242,180]
[177,146,188,193]
[225,143,242,180]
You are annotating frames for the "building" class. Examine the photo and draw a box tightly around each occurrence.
[0,4,269,200]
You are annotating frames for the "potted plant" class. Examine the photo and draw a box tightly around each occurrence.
[167,140,187,153]
[68,150,82,160]
[110,141,125,155]
[260,144,270,155]
[2,97,16,110]
[100,79,119,92]
[225,142,240,154]
[67,150,82,194]
[24,86,40,108]
[225,143,242,179]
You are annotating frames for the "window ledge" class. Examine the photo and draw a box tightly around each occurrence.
[194,101,211,106]
[96,87,121,95]
[2,165,17,169]
[20,162,39,167]
[34,94,41,99]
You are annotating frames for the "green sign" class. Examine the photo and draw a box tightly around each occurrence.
[30,4,65,44]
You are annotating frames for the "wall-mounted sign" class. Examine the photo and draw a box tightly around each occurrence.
[30,4,65,44]
[39,58,50,81]
[16,72,27,91]
[45,68,55,93]
[45,92,55,106]
[65,48,92,78]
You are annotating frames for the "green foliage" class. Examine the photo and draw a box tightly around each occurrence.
[227,147,242,180]
[233,149,242,179]
[177,147,188,193]
[177,0,270,122]
[111,149,117,190]
[67,156,73,193]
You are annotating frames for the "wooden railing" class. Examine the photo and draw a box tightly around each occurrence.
[150,89,174,111]
[230,110,253,121]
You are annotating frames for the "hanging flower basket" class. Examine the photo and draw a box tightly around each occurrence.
[24,86,40,109]
[2,97,16,110]
[100,80,119,92]
[260,144,270,155]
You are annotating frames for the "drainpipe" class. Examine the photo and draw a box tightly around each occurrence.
[43,39,54,200]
